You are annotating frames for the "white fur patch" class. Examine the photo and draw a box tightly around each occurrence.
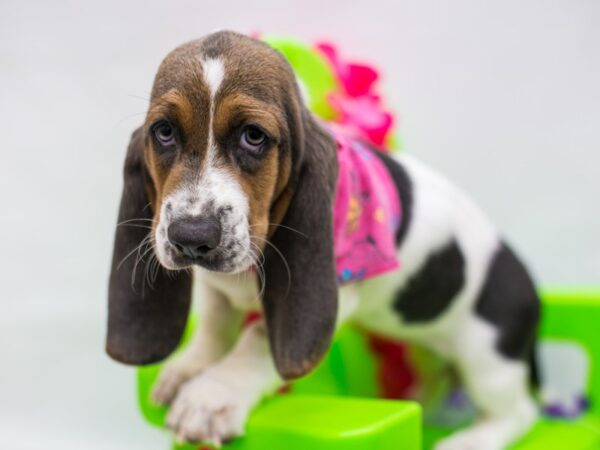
[353,154,500,348]
[201,57,225,165]
[155,164,251,272]
[201,57,225,99]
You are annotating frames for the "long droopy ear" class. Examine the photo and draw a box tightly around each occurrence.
[262,110,339,380]
[106,128,192,365]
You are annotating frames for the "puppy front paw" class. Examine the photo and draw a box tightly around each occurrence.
[152,357,206,406]
[166,369,258,445]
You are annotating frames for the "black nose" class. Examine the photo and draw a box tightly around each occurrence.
[168,217,222,259]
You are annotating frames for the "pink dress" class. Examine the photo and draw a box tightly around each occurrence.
[328,124,402,284]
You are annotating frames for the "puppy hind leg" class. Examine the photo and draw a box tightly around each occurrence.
[435,319,537,450]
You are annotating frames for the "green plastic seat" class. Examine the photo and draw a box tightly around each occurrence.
[226,396,421,450]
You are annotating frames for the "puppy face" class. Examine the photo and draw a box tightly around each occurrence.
[144,33,296,273]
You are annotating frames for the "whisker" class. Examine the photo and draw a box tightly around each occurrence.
[249,241,266,266]
[248,244,266,302]
[151,256,161,286]
[143,243,157,289]
[256,264,266,300]
[131,236,155,289]
[249,223,307,238]
[117,217,158,226]
[116,233,151,270]
[146,251,161,290]
[143,253,153,289]
[251,235,291,300]
[117,223,153,230]
[128,93,151,102]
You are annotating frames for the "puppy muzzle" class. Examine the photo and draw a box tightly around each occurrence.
[168,216,222,260]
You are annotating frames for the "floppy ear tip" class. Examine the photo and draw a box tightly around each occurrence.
[105,345,170,366]
[105,333,177,366]
[105,341,137,365]
[273,336,335,380]
[275,357,319,381]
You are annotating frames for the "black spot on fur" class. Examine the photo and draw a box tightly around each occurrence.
[475,242,540,361]
[370,150,413,247]
[394,239,465,322]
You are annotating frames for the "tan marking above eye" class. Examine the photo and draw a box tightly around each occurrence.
[145,89,195,139]
[213,93,283,142]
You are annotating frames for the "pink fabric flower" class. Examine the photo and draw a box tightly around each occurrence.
[317,43,395,148]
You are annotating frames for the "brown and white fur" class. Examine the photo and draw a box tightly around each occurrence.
[106,31,540,450]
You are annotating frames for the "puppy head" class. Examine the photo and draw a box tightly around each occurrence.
[107,32,339,379]
[147,33,302,273]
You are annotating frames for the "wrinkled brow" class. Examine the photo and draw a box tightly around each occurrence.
[145,90,194,133]
[215,93,285,141]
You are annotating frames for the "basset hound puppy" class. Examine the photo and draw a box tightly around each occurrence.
[107,31,540,450]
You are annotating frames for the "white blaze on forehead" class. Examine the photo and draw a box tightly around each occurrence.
[200,56,225,167]
[202,57,225,99]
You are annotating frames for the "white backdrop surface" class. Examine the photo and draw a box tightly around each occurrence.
[0,1,598,449]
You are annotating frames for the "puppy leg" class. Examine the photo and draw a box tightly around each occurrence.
[166,319,279,445]
[152,282,242,405]
[435,319,537,450]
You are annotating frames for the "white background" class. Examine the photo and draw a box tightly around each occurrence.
[1,1,598,449]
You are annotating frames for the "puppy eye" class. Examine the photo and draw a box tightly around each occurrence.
[240,126,266,154]
[153,121,176,147]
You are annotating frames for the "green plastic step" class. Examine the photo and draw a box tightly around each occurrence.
[171,395,421,450]
[423,416,600,450]
[240,396,420,450]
